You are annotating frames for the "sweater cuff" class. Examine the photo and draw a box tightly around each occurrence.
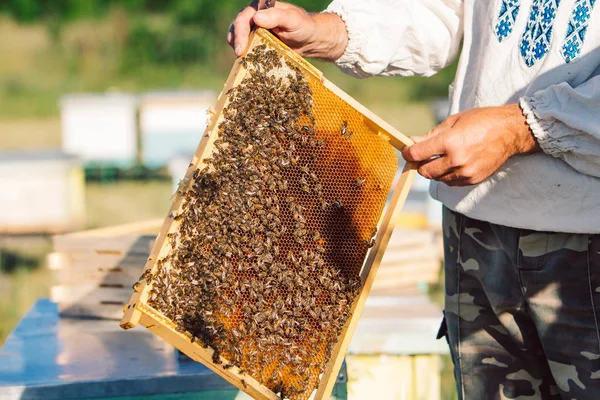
[519,96,577,158]
[323,2,367,75]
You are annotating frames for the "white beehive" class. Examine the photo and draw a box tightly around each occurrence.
[139,91,215,167]
[60,93,138,166]
[0,150,85,234]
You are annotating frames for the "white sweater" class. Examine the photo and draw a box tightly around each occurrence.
[325,0,600,233]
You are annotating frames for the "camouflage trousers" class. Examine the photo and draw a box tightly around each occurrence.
[440,207,600,400]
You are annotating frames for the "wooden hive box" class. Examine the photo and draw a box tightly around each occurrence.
[121,29,417,400]
[48,219,163,319]
[371,228,442,295]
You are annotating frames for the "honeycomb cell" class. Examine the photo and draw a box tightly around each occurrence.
[145,35,398,399]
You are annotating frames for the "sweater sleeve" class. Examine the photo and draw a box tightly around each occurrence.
[520,76,600,179]
[324,0,464,78]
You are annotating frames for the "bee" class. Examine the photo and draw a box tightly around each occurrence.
[140,269,153,284]
[340,121,348,136]
[332,199,343,209]
[355,177,366,188]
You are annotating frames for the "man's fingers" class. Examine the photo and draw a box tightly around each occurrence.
[273,1,293,10]
[417,156,454,180]
[405,112,460,155]
[402,134,447,163]
[411,126,444,144]
[233,6,258,56]
[254,8,299,31]
[410,134,428,144]
[229,2,294,54]
[227,24,234,46]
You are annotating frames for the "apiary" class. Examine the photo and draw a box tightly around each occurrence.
[121,28,416,400]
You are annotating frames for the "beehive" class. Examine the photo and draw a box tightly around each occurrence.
[121,29,416,400]
[48,219,162,319]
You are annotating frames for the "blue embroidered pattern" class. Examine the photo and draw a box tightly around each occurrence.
[520,0,562,67]
[495,0,522,41]
[561,0,597,62]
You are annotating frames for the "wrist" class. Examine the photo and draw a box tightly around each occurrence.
[303,13,348,61]
[504,103,541,155]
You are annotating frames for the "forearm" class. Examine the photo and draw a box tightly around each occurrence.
[506,103,541,155]
[302,13,348,61]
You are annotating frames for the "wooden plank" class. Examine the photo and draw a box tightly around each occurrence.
[57,302,126,320]
[51,285,133,320]
[386,229,438,249]
[55,266,139,287]
[65,219,163,237]
[380,245,440,266]
[375,260,441,279]
[371,269,440,290]
[53,234,155,255]
[46,252,68,271]
[51,285,132,305]
[365,285,424,298]
[50,250,147,271]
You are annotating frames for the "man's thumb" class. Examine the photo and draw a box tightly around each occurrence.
[254,8,287,29]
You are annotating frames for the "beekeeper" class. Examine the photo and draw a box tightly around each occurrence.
[229,1,600,399]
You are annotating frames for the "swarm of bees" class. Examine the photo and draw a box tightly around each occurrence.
[145,44,377,399]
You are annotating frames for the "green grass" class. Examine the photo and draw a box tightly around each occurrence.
[0,118,61,150]
[0,13,452,120]
[0,237,52,343]
[84,181,174,229]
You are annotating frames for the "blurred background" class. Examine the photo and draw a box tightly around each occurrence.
[0,0,455,398]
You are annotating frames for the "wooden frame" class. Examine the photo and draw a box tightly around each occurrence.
[121,29,417,400]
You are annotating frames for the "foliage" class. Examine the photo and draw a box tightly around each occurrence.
[0,0,455,119]
[0,0,331,22]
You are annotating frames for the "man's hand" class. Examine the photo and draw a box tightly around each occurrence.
[227,1,348,60]
[402,104,541,186]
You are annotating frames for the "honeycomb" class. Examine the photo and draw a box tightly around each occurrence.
[144,30,398,399]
